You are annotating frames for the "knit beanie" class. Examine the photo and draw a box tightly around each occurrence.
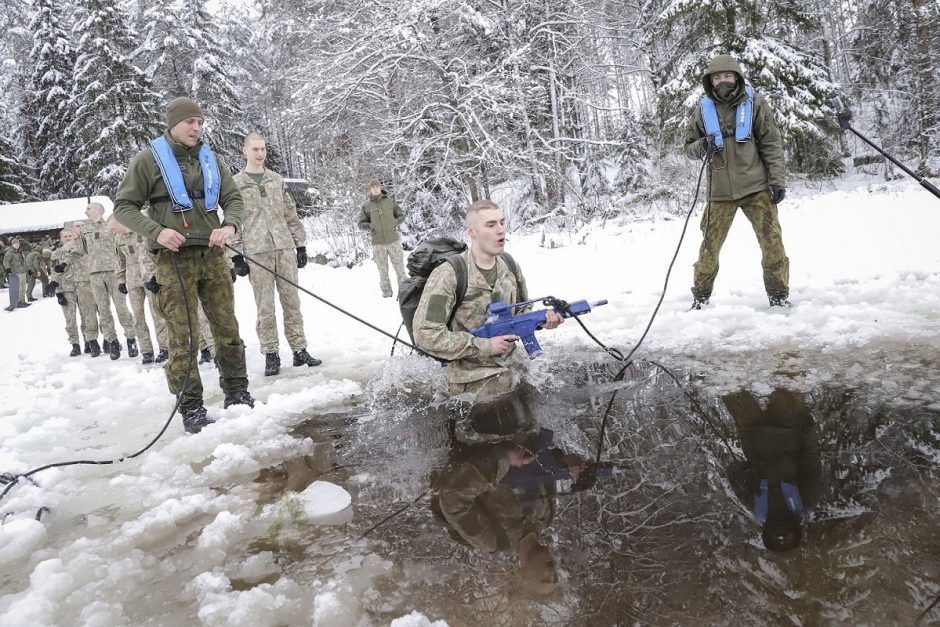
[368,178,381,188]
[166,97,205,129]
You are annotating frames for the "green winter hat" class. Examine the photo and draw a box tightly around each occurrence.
[166,97,205,129]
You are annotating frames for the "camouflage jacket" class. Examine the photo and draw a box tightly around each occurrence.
[232,169,306,255]
[80,219,121,274]
[413,248,530,385]
[51,246,75,292]
[113,132,244,252]
[358,191,404,245]
[26,250,43,276]
[683,55,785,202]
[61,239,91,282]
[115,232,149,286]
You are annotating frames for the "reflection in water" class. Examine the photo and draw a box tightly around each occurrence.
[722,388,822,551]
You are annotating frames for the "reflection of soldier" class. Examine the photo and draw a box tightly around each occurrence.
[722,388,822,551]
[233,132,321,376]
[431,428,583,595]
[81,202,138,359]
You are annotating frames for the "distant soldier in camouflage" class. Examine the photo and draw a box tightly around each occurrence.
[60,222,102,356]
[0,236,7,288]
[49,229,83,356]
[80,202,138,359]
[413,199,563,400]
[684,54,790,309]
[359,178,407,298]
[2,236,31,311]
[109,216,164,364]
[114,96,254,434]
[25,244,50,301]
[232,132,321,377]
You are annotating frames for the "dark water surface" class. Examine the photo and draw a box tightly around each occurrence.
[252,359,940,625]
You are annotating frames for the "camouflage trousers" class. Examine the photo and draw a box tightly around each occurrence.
[127,284,158,354]
[247,248,307,354]
[58,290,80,344]
[90,271,136,342]
[153,246,248,410]
[373,241,406,297]
[692,189,789,298]
[448,369,520,402]
[75,281,99,340]
[146,292,207,352]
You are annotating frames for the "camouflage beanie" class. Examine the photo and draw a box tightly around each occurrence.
[166,97,205,129]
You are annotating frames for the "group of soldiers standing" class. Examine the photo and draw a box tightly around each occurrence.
[1,234,54,311]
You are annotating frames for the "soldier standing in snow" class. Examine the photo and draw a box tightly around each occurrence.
[3,237,31,311]
[80,202,138,359]
[412,199,563,401]
[60,221,102,356]
[49,228,83,356]
[358,178,407,298]
[114,96,254,434]
[684,54,790,309]
[232,132,321,377]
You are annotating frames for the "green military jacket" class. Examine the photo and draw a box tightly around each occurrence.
[80,219,120,274]
[2,247,28,274]
[113,132,244,251]
[232,168,306,255]
[358,191,404,245]
[26,249,42,275]
[51,246,75,293]
[413,248,530,385]
[684,55,786,202]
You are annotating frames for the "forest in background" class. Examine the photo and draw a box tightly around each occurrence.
[0,0,936,252]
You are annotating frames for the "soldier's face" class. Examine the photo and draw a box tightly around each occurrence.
[711,71,736,86]
[61,231,74,245]
[170,116,204,148]
[467,208,506,257]
[243,139,267,168]
[11,239,19,249]
[85,205,103,222]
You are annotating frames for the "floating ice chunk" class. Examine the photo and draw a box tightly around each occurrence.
[296,481,351,520]
[0,516,47,564]
[390,610,450,626]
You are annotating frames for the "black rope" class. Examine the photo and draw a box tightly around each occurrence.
[0,253,197,507]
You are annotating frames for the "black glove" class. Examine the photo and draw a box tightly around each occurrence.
[118,283,128,294]
[700,135,717,155]
[232,255,250,277]
[53,262,66,273]
[145,275,161,294]
[230,268,237,283]
[296,246,308,269]
[56,293,67,306]
[4,269,9,277]
[26,270,33,277]
[771,186,786,204]
[48,281,59,292]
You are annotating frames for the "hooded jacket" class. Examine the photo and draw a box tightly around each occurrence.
[358,190,405,245]
[683,55,786,201]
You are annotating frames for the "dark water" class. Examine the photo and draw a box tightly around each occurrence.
[252,358,940,625]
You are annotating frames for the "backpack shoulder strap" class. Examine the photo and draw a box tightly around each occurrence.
[444,254,468,329]
[499,252,525,299]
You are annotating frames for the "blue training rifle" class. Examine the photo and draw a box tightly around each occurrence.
[470,296,608,358]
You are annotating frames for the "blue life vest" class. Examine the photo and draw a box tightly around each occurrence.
[148,136,221,213]
[754,479,806,523]
[700,85,754,150]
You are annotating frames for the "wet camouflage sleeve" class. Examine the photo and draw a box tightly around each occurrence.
[413,261,492,361]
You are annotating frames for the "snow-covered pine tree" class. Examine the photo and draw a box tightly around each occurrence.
[24,0,79,199]
[0,131,28,203]
[69,0,162,197]
[643,0,843,176]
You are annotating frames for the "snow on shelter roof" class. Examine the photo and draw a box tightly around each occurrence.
[0,196,114,236]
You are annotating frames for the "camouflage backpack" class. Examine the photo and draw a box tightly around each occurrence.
[397,236,519,346]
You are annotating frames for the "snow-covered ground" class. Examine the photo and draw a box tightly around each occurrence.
[1,174,938,625]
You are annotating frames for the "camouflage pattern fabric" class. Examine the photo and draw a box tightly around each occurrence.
[692,190,789,299]
[51,247,75,293]
[81,219,120,274]
[58,291,80,344]
[232,169,306,254]
[52,247,80,343]
[90,272,137,343]
[75,282,99,341]
[246,248,307,354]
[117,232,156,353]
[373,241,406,298]
[413,248,530,397]
[153,246,247,410]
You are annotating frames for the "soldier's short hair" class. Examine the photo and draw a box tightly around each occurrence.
[243,132,265,147]
[465,199,501,224]
[86,202,105,215]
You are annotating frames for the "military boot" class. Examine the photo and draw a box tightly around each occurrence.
[155,348,169,363]
[199,348,213,365]
[182,405,214,434]
[69,343,82,357]
[102,339,111,353]
[769,295,792,308]
[89,339,102,358]
[109,339,121,360]
[690,295,710,310]
[84,341,91,354]
[264,352,280,376]
[127,338,139,358]
[141,352,154,365]
[223,391,255,409]
[292,349,322,368]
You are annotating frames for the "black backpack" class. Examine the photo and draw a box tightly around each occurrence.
[398,236,519,346]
